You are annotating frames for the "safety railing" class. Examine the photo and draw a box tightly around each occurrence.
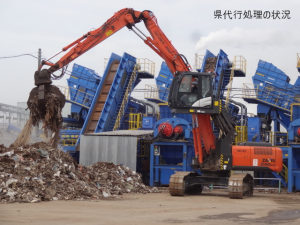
[273,132,289,147]
[234,126,247,144]
[253,178,282,194]
[297,53,300,68]
[144,84,169,103]
[225,56,246,108]
[113,66,138,131]
[58,85,94,109]
[242,83,300,112]
[62,139,77,146]
[103,58,109,71]
[263,130,273,145]
[195,54,204,71]
[279,164,288,184]
[129,113,142,130]
[137,58,155,75]
[234,55,247,74]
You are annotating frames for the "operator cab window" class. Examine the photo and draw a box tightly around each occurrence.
[177,74,212,108]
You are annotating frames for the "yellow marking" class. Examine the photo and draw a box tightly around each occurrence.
[106,30,113,37]
[62,135,65,137]
[224,161,228,164]
[220,154,224,170]
[159,74,167,78]
[285,154,288,157]
[189,109,195,112]
[256,73,265,77]
[71,76,78,79]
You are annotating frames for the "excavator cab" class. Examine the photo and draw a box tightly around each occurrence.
[168,72,220,114]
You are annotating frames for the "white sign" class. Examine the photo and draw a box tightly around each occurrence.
[253,159,258,166]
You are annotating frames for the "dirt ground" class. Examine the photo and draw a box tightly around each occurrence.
[1,189,300,225]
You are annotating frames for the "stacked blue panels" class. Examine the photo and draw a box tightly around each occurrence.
[253,60,290,88]
[155,62,174,102]
[95,52,137,133]
[67,64,102,109]
[249,60,300,111]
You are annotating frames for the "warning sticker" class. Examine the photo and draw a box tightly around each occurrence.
[253,159,258,166]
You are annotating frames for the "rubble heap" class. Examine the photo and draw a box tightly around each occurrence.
[0,142,158,203]
[204,57,217,73]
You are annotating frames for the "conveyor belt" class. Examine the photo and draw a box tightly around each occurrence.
[84,60,120,133]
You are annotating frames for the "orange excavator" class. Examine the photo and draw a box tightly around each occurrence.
[30,8,282,198]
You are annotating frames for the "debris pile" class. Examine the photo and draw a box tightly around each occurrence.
[0,142,159,203]
[204,57,217,73]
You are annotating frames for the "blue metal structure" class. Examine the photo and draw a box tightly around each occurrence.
[148,49,245,186]
[287,104,300,191]
[150,117,194,186]
[150,142,194,186]
[66,64,102,121]
[243,59,300,190]
[95,53,137,133]
[199,49,245,98]
[154,62,173,102]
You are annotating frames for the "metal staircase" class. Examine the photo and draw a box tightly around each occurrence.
[113,65,138,131]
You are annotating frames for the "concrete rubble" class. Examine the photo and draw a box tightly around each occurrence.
[0,142,159,203]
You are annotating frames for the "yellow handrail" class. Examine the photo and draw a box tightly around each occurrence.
[137,58,155,75]
[234,126,247,144]
[113,65,138,131]
[129,113,142,130]
[195,54,204,71]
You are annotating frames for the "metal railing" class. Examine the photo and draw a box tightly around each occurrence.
[263,130,273,145]
[242,83,300,112]
[144,84,169,103]
[273,132,289,147]
[234,55,247,74]
[225,56,247,108]
[129,113,142,130]
[104,58,109,71]
[62,139,77,146]
[195,54,204,71]
[113,66,137,131]
[137,58,155,75]
[234,126,247,144]
[58,85,94,109]
[253,178,282,194]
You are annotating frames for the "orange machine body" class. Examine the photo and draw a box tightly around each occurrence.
[231,146,283,172]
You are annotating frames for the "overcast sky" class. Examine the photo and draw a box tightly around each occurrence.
[0,0,299,114]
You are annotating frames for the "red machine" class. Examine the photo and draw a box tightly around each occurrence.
[33,8,283,198]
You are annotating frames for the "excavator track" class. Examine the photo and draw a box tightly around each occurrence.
[169,172,203,196]
[228,173,254,199]
[169,172,191,196]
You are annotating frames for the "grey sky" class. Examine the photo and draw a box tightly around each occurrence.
[0,0,299,114]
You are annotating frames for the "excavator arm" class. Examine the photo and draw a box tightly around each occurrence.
[38,8,191,81]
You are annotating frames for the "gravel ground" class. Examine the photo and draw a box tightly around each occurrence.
[1,189,300,225]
